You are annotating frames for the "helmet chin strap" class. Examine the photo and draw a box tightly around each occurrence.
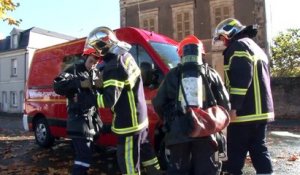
[99,47,109,56]
[220,35,229,47]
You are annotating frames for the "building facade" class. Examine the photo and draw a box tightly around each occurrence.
[0,27,75,113]
[120,0,270,78]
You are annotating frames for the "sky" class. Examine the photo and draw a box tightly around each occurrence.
[1,0,300,40]
[0,0,121,39]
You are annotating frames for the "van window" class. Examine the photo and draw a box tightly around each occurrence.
[149,41,180,69]
[129,44,164,88]
[129,44,153,67]
[61,54,84,72]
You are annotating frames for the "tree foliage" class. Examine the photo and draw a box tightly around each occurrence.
[0,0,21,25]
[271,29,300,77]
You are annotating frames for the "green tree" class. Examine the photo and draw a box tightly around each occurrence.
[0,0,21,25]
[271,29,300,77]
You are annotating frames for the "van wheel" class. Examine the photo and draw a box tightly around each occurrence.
[157,138,171,171]
[34,118,54,148]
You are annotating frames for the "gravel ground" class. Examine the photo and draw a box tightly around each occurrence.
[0,113,300,175]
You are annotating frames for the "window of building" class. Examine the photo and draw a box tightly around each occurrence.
[19,91,24,112]
[210,0,234,35]
[10,91,17,107]
[139,8,158,32]
[171,2,194,41]
[214,6,230,26]
[1,91,7,111]
[11,34,19,49]
[11,58,17,77]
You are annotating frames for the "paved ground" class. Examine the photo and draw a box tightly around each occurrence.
[0,113,300,175]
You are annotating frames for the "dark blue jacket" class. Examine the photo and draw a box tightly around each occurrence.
[223,28,275,123]
[53,62,102,140]
[97,53,148,135]
[152,63,230,145]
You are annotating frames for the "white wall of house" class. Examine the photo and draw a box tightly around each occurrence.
[0,29,75,113]
[0,49,26,113]
[28,32,72,49]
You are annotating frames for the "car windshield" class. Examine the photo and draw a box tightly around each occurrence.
[150,41,180,69]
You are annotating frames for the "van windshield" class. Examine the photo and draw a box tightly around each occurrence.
[150,41,180,69]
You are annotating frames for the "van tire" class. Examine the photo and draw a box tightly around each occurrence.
[34,118,54,148]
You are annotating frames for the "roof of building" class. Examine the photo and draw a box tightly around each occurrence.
[0,27,76,52]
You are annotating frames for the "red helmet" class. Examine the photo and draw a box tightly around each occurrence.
[83,47,96,56]
[177,35,205,57]
[82,47,102,59]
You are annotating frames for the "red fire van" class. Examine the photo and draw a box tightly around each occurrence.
[23,27,179,156]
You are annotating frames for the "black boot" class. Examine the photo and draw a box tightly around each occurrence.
[144,164,164,175]
[72,165,88,175]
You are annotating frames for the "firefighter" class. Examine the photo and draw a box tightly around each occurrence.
[53,49,103,175]
[152,35,230,175]
[85,26,162,175]
[213,18,275,175]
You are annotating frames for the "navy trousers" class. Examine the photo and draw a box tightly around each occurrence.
[225,123,273,175]
[117,129,159,175]
[167,138,219,175]
[71,138,93,175]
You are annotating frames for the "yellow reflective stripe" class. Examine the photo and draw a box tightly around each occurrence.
[112,118,148,134]
[154,164,161,170]
[125,136,136,175]
[125,68,141,89]
[224,65,229,71]
[230,112,274,123]
[253,58,262,114]
[103,79,124,88]
[229,51,253,67]
[226,51,253,89]
[111,108,116,129]
[230,88,247,95]
[224,71,230,88]
[142,157,159,167]
[97,94,105,108]
[127,90,138,127]
[124,55,132,68]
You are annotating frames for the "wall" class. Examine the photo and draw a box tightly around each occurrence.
[0,49,26,113]
[271,77,300,119]
[0,30,74,113]
[28,32,71,50]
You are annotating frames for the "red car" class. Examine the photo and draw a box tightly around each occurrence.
[23,27,179,167]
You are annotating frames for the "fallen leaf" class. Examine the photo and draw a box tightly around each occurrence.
[288,154,299,161]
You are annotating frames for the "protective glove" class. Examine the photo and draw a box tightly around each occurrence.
[80,79,92,89]
[93,71,103,88]
[93,78,103,88]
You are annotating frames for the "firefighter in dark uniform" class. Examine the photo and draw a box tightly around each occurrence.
[152,35,230,175]
[85,26,162,175]
[213,18,275,175]
[53,50,103,175]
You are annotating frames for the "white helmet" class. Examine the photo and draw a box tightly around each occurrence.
[213,18,245,43]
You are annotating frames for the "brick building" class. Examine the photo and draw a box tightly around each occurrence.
[119,0,270,77]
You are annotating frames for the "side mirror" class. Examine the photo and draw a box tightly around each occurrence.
[140,62,154,86]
